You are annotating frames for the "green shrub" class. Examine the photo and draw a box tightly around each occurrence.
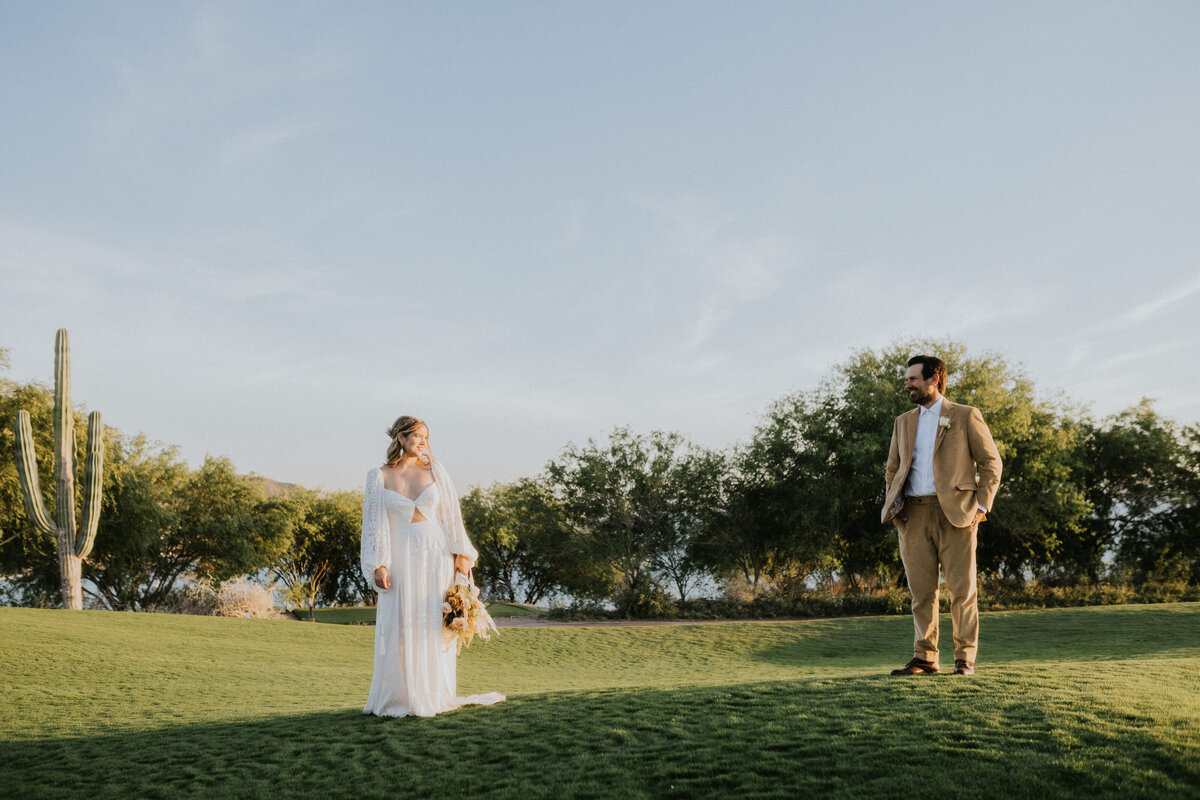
[544,579,1199,621]
[545,599,616,621]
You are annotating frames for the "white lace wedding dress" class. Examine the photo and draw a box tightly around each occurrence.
[360,460,505,717]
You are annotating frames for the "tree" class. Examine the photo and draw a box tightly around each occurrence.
[461,476,572,605]
[1158,424,1200,583]
[3,388,296,611]
[309,489,374,607]
[736,340,1090,589]
[546,428,718,615]
[83,454,295,610]
[648,445,725,601]
[173,457,295,583]
[2,344,344,611]
[1106,414,1200,584]
[270,490,325,618]
[84,433,189,610]
[2,370,113,608]
[461,484,520,602]
[270,488,362,614]
[693,446,830,591]
[0,346,9,550]
[946,349,1088,579]
[1050,401,1179,582]
[734,346,913,592]
[0,377,60,605]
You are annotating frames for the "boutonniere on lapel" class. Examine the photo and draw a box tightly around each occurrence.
[938,417,952,431]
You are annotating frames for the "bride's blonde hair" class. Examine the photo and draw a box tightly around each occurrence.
[384,416,431,468]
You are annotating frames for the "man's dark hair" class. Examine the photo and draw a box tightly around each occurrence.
[907,355,947,393]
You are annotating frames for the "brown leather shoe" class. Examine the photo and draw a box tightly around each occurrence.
[953,659,974,675]
[891,658,939,675]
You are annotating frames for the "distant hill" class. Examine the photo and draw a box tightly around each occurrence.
[242,475,303,497]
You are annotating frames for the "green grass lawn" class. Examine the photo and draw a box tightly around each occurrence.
[289,601,541,624]
[289,606,378,624]
[2,603,1198,798]
[483,601,543,618]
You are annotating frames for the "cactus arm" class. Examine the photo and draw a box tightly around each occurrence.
[14,410,57,537]
[76,411,103,558]
[52,329,77,547]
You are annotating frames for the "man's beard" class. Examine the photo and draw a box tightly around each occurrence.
[909,385,937,405]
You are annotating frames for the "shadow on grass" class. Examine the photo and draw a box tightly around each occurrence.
[4,670,1198,800]
[754,603,1200,669]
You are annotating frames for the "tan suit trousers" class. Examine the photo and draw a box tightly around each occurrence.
[896,495,978,663]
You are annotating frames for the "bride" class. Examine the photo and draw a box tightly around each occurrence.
[360,415,505,717]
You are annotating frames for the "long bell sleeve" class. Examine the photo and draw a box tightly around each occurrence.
[432,460,479,567]
[360,468,391,585]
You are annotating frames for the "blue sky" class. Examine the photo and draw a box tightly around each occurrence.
[3,2,1199,491]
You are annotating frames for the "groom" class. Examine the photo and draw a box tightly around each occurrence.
[882,355,1002,676]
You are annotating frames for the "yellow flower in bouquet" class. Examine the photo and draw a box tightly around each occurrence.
[443,575,499,654]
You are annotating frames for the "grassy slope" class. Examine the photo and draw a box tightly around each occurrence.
[484,601,543,618]
[2,604,1198,799]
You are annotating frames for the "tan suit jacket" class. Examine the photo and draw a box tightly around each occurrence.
[881,399,1002,528]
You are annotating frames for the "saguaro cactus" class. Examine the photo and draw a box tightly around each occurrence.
[14,329,103,610]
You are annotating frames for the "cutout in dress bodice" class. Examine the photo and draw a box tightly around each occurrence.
[383,482,440,524]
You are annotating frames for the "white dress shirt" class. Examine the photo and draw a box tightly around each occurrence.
[904,397,942,497]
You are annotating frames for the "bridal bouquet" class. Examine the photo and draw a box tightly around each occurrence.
[443,575,499,654]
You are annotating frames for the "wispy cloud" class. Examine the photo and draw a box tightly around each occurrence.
[1045,270,1200,357]
[0,219,361,311]
[631,194,788,357]
[1113,271,1200,327]
[217,117,333,165]
[94,5,348,154]
[1094,339,1195,371]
